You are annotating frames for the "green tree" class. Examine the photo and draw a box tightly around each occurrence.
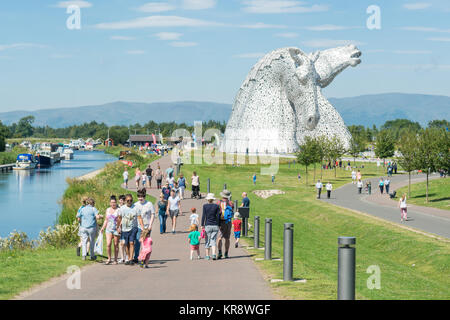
[348,135,365,165]
[397,130,419,197]
[296,136,319,185]
[381,119,422,140]
[324,135,345,178]
[435,128,450,174]
[375,130,395,166]
[428,119,449,130]
[14,116,35,138]
[415,128,441,202]
[0,120,10,152]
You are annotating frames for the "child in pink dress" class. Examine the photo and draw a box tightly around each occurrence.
[138,229,152,268]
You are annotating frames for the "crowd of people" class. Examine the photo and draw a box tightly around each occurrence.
[75,163,252,266]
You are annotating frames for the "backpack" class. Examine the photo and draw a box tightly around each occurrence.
[224,205,234,223]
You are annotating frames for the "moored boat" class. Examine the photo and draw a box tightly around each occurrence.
[13,154,37,170]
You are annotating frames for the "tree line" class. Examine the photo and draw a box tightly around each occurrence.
[0,116,227,151]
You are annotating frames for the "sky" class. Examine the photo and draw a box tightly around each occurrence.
[0,0,449,112]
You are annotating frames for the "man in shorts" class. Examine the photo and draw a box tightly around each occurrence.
[117,194,138,265]
[134,188,155,263]
[216,189,234,259]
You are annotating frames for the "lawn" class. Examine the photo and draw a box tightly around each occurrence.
[180,157,450,300]
[395,177,449,211]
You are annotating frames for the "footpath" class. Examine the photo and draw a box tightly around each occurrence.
[320,172,450,239]
[20,154,274,300]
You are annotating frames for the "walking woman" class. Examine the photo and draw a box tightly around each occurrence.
[201,193,221,260]
[191,171,200,199]
[135,168,142,189]
[379,178,384,194]
[398,193,408,222]
[77,198,102,261]
[100,195,120,264]
[155,167,163,189]
[157,194,168,234]
[178,173,186,200]
[167,189,181,234]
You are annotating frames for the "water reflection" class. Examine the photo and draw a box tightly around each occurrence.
[0,151,116,238]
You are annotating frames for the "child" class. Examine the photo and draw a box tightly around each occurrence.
[76,196,88,256]
[232,212,242,248]
[142,174,147,188]
[188,224,201,260]
[138,228,153,268]
[189,208,199,226]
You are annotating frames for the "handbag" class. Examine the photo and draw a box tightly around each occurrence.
[200,229,206,239]
[94,232,103,256]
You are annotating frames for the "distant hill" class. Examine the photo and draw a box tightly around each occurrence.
[329,93,450,127]
[0,93,448,128]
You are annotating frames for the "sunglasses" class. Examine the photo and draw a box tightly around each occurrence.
[126,199,133,202]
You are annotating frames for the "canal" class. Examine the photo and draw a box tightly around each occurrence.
[0,150,116,239]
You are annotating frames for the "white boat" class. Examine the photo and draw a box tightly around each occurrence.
[63,148,74,160]
[14,154,37,170]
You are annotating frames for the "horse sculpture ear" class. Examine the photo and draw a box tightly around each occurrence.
[288,48,303,67]
[309,51,320,62]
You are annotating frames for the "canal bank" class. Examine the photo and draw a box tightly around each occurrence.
[0,150,116,239]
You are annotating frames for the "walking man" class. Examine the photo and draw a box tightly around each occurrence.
[316,180,323,199]
[117,194,138,265]
[134,188,155,263]
[216,189,234,259]
[326,182,332,199]
[145,165,153,189]
[123,167,129,188]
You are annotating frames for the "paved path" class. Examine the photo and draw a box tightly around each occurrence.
[320,172,450,239]
[22,154,274,300]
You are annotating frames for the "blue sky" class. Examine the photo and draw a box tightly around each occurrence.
[0,0,449,112]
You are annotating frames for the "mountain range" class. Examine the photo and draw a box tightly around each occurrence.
[0,93,448,128]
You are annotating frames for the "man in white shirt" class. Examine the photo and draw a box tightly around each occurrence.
[316,180,323,199]
[326,182,332,199]
[133,188,155,262]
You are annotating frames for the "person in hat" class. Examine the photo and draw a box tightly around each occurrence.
[216,189,234,259]
[201,193,221,260]
[232,212,242,248]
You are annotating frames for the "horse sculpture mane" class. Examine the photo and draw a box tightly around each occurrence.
[221,45,362,154]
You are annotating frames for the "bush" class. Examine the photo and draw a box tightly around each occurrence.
[0,231,37,251]
[38,221,80,248]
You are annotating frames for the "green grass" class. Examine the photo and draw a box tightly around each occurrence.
[395,177,450,211]
[180,159,450,300]
[0,247,93,300]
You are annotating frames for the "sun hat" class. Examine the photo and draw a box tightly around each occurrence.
[220,189,232,199]
[234,212,241,219]
[205,193,216,200]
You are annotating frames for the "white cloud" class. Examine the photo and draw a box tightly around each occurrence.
[0,43,46,51]
[393,50,432,54]
[240,22,286,29]
[126,50,146,55]
[170,41,198,47]
[155,32,183,40]
[95,16,224,29]
[242,0,328,14]
[403,2,431,10]
[137,2,176,13]
[110,36,136,41]
[305,25,357,31]
[54,1,92,8]
[427,37,450,42]
[401,26,450,33]
[275,32,299,38]
[302,39,364,48]
[233,52,265,58]
[182,0,217,10]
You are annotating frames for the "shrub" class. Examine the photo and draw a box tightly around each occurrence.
[38,221,80,248]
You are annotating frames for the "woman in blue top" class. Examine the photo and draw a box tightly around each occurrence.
[157,194,168,234]
[178,173,186,200]
[379,178,384,194]
[76,198,102,261]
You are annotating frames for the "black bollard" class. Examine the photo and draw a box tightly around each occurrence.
[254,216,260,248]
[234,200,238,212]
[264,218,272,260]
[283,223,294,281]
[338,237,356,300]
[243,217,248,237]
[207,178,210,194]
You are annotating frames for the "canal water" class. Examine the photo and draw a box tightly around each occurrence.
[0,150,116,239]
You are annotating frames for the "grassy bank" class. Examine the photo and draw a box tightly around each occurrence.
[0,146,29,165]
[395,177,449,211]
[181,159,450,300]
[1,148,159,300]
